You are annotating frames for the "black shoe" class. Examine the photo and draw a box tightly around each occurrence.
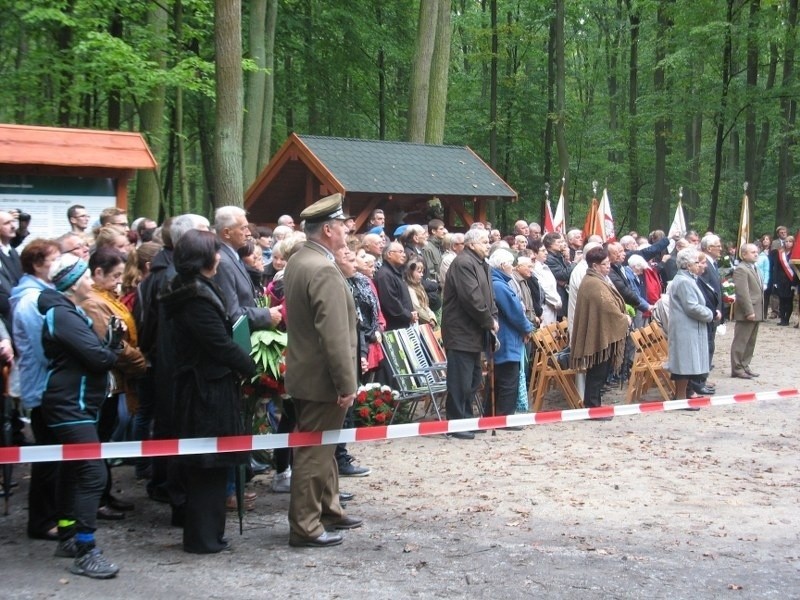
[777,321,790,326]
[592,416,614,422]
[147,485,171,504]
[96,505,125,521]
[503,426,524,431]
[107,495,135,511]
[171,504,186,528]
[473,429,487,434]
[289,531,343,548]
[339,491,355,502]
[694,386,715,396]
[338,456,371,477]
[323,515,363,531]
[448,431,475,440]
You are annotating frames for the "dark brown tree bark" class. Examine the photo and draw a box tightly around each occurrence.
[777,0,798,228]
[213,0,244,207]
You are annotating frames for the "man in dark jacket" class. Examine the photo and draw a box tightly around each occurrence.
[607,242,651,313]
[543,232,574,319]
[441,228,498,439]
[374,241,417,330]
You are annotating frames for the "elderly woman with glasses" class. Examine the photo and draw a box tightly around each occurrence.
[667,247,714,400]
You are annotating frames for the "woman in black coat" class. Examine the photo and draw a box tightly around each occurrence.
[160,229,256,554]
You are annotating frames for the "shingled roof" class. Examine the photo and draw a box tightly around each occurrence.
[298,135,516,197]
[245,133,517,229]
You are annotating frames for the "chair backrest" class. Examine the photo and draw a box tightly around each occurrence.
[382,329,427,391]
[417,323,446,365]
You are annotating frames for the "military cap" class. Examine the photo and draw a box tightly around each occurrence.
[300,193,349,224]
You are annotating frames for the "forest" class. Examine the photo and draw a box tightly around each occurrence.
[0,0,797,240]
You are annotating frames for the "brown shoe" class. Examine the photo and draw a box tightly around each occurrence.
[731,371,753,380]
[323,515,363,531]
[744,369,760,377]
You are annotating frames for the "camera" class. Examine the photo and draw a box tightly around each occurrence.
[16,209,31,223]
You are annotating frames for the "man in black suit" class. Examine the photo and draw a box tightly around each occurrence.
[213,206,281,330]
[0,211,22,332]
[692,234,724,395]
[0,211,22,284]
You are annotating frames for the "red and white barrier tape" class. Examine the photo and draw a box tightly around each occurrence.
[1,388,796,465]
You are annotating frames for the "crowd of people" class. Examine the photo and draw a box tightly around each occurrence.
[1,200,798,576]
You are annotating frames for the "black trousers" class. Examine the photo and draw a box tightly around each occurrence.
[50,422,107,535]
[484,361,520,417]
[97,394,119,505]
[27,408,59,538]
[445,349,482,421]
[778,295,794,324]
[273,399,296,473]
[584,359,611,408]
[183,464,228,553]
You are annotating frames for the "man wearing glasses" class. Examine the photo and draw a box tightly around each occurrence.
[57,232,90,261]
[374,241,417,331]
[99,207,130,233]
[67,205,91,237]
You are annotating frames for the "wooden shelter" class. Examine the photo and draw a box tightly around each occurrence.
[0,123,157,210]
[244,133,517,231]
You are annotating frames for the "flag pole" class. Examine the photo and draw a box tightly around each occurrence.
[561,173,567,231]
[737,181,750,260]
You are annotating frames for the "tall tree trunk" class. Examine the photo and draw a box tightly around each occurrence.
[377,3,387,140]
[489,0,498,167]
[684,110,702,216]
[407,0,437,142]
[107,10,123,130]
[214,0,244,207]
[626,0,640,229]
[651,1,672,231]
[543,13,556,206]
[554,0,569,221]
[258,0,278,168]
[135,2,169,220]
[709,0,735,233]
[56,0,77,126]
[777,0,798,228]
[743,0,760,220]
[243,0,268,188]
[425,0,451,144]
[175,0,190,214]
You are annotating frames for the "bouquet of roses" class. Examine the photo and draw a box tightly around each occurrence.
[353,383,401,426]
[721,277,736,304]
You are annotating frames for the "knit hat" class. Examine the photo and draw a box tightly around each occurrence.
[52,257,89,292]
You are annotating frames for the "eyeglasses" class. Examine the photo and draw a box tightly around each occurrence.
[62,245,87,255]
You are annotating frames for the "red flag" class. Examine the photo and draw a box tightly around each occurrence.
[552,188,565,233]
[543,199,555,233]
[582,198,603,241]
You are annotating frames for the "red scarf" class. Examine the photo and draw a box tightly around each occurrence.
[779,249,794,280]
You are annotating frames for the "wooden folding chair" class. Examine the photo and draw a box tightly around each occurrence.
[528,322,583,411]
[624,324,675,403]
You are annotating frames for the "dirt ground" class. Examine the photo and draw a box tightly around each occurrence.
[2,318,799,599]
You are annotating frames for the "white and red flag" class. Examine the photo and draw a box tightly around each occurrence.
[598,188,616,242]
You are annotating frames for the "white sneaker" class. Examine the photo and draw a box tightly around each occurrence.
[271,468,291,493]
